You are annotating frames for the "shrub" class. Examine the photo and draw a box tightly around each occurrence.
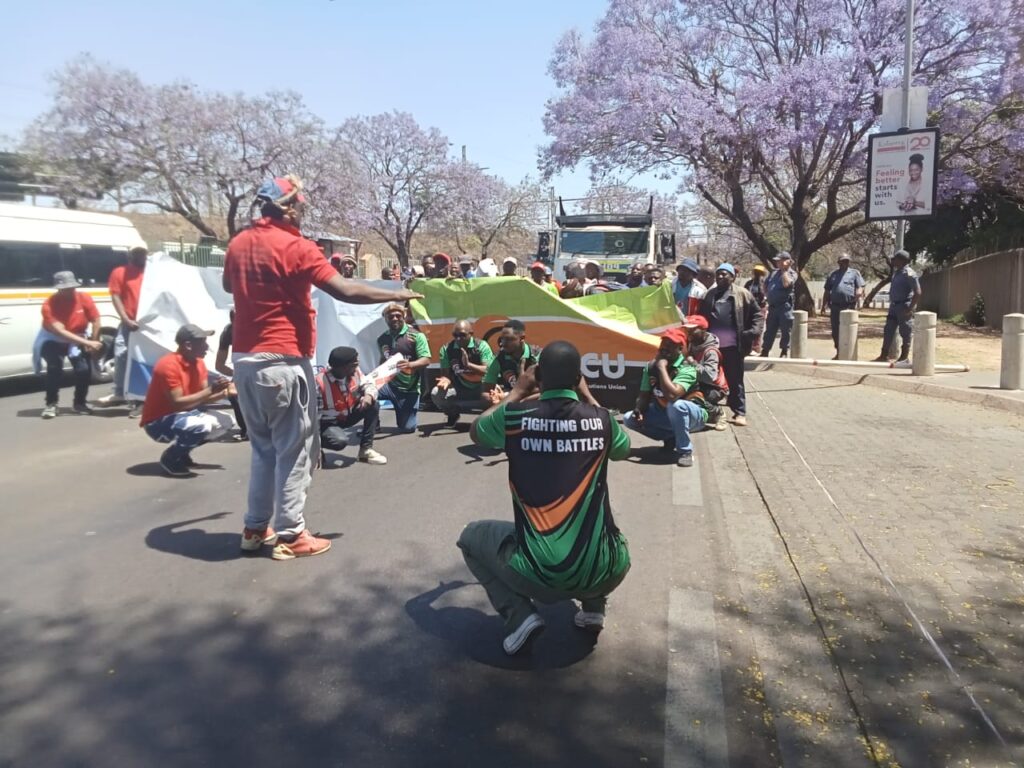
[964,292,987,327]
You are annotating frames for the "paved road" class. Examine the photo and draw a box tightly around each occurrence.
[1,372,1021,767]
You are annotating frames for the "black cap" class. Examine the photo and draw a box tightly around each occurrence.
[328,346,358,369]
[175,324,215,344]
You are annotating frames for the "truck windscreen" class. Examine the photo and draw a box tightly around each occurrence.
[560,231,648,256]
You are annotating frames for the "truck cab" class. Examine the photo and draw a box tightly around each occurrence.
[546,199,674,283]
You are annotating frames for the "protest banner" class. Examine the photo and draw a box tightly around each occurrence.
[410,277,667,410]
[125,253,395,400]
[125,257,676,412]
[865,127,940,221]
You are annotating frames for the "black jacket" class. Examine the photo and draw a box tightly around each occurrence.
[698,284,765,357]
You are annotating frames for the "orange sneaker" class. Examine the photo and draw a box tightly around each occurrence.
[271,530,331,561]
[240,526,278,552]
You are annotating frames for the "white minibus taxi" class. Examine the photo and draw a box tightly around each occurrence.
[0,203,147,380]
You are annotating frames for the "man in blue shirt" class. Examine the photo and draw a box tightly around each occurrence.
[873,250,921,363]
[822,254,865,356]
[760,251,798,357]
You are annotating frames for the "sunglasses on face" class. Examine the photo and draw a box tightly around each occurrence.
[452,332,469,339]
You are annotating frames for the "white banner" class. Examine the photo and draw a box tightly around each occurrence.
[865,127,940,221]
[125,252,397,400]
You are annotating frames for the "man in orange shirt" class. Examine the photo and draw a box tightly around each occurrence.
[38,271,103,419]
[141,324,234,477]
[224,175,421,561]
[99,246,147,413]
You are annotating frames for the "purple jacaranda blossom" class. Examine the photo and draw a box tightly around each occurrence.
[541,0,1023,267]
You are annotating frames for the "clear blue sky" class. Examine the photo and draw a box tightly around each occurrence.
[0,0,677,200]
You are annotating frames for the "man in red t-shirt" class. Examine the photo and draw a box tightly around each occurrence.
[223,174,421,561]
[141,324,234,477]
[99,246,148,412]
[38,271,102,419]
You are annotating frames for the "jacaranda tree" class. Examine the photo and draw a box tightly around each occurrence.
[541,0,1024,283]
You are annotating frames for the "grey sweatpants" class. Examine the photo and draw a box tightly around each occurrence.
[457,520,629,635]
[234,357,318,538]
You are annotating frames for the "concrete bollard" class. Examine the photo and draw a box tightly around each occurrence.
[838,309,859,360]
[791,310,808,359]
[911,311,936,376]
[1000,313,1024,390]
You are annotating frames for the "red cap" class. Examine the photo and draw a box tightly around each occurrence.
[434,252,451,265]
[530,261,546,270]
[682,315,708,330]
[659,327,689,345]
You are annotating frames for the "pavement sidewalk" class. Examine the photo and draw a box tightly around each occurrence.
[753,336,1024,415]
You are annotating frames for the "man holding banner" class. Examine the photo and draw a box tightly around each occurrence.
[224,175,420,561]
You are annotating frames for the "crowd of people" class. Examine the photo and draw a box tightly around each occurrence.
[32,173,923,655]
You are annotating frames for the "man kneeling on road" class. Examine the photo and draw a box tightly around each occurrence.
[624,327,708,467]
[140,324,234,477]
[316,346,386,465]
[431,320,494,427]
[459,341,631,656]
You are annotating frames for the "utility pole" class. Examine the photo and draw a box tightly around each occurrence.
[895,0,915,253]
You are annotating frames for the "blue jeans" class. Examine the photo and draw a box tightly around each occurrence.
[112,323,130,398]
[378,383,420,432]
[144,409,233,462]
[882,305,913,350]
[763,305,793,354]
[624,399,706,455]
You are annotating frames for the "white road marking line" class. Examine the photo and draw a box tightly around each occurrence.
[664,587,729,768]
[672,462,703,507]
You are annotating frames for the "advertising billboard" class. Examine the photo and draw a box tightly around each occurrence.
[865,127,940,221]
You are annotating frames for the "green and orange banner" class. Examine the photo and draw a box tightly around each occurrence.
[409,277,681,410]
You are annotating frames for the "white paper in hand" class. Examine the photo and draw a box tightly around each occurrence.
[364,353,405,390]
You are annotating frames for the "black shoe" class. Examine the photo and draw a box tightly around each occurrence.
[759,350,770,357]
[446,412,460,427]
[676,453,694,468]
[661,439,675,452]
[72,402,93,415]
[159,449,192,477]
[779,349,789,358]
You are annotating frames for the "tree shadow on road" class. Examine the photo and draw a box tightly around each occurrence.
[0,566,662,768]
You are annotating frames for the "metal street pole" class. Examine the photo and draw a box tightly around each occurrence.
[895,0,915,252]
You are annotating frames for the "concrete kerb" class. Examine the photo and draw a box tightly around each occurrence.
[750,361,1024,416]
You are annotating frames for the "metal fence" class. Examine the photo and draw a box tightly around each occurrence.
[162,240,226,268]
[918,248,1024,328]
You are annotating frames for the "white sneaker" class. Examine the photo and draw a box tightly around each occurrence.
[96,394,125,406]
[502,613,546,656]
[358,448,388,465]
[573,610,605,633]
[41,405,58,419]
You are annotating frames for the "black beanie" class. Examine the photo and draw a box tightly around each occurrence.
[328,346,358,369]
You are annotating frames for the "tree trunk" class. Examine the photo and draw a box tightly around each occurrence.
[863,277,892,306]
[225,196,241,238]
[793,276,816,315]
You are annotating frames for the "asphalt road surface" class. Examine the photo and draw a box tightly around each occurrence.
[2,372,1022,768]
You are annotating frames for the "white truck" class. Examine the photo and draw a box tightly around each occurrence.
[547,198,675,283]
